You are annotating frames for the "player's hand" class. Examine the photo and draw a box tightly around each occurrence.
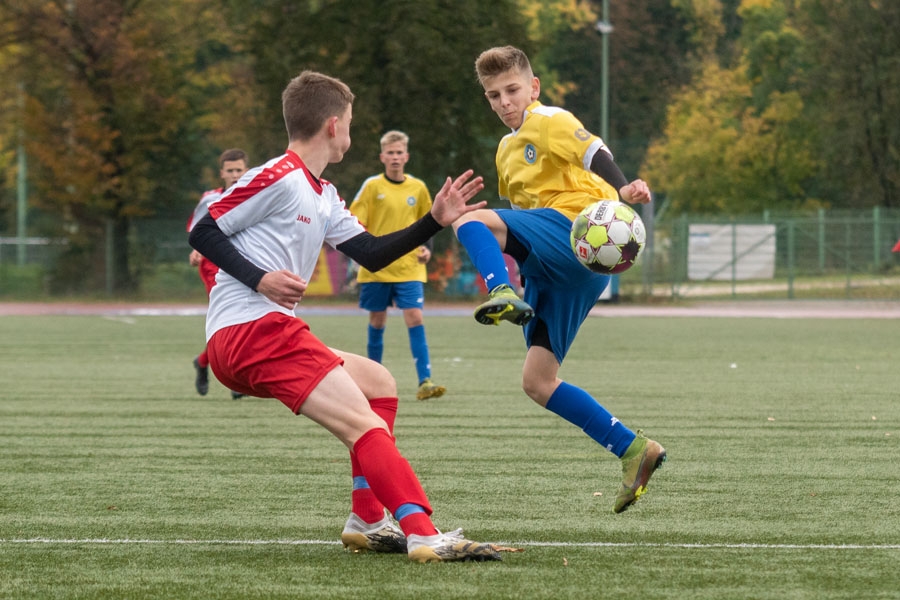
[430,170,486,226]
[619,179,651,205]
[257,270,308,309]
[189,249,203,267]
[416,246,431,263]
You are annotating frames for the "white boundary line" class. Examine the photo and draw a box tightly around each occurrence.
[2,538,898,550]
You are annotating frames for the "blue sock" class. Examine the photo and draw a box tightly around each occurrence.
[545,382,636,457]
[408,324,431,383]
[456,221,510,291]
[367,325,384,363]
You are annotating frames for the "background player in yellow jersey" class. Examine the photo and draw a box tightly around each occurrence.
[452,46,666,513]
[350,131,446,400]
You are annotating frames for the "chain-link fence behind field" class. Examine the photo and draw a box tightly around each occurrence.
[638,208,900,300]
[3,209,900,300]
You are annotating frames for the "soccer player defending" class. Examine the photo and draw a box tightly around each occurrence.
[187,148,248,400]
[349,131,446,400]
[189,70,500,562]
[453,46,666,513]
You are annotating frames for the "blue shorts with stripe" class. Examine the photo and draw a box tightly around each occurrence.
[358,281,425,312]
[496,207,609,363]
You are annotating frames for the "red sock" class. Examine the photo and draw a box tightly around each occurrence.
[348,398,398,523]
[398,512,438,537]
[369,397,398,431]
[197,351,209,368]
[352,428,436,537]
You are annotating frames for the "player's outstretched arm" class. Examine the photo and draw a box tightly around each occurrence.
[589,149,651,204]
[619,179,651,205]
[430,170,486,226]
[337,170,485,273]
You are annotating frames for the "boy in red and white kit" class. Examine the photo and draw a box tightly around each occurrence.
[186,148,248,399]
[189,71,500,563]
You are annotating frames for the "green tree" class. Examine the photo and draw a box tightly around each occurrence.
[796,0,900,208]
[643,61,747,213]
[539,0,694,178]
[642,0,820,214]
[0,0,252,293]
[238,0,530,205]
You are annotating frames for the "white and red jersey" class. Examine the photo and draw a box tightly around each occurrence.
[204,150,364,340]
[187,188,224,232]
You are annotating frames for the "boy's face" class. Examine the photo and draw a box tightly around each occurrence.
[220,160,247,189]
[379,141,409,180]
[482,68,540,130]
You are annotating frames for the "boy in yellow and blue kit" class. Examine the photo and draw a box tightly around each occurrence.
[452,46,666,513]
[350,131,446,400]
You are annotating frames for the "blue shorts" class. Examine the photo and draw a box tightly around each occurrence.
[358,281,425,312]
[496,208,609,363]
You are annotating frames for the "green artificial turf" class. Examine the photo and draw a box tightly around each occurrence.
[0,311,897,599]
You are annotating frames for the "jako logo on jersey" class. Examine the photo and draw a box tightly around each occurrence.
[407,196,416,206]
[574,128,591,142]
[296,214,311,224]
[524,144,537,164]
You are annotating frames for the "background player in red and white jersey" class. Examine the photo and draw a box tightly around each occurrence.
[189,70,502,563]
[186,148,248,399]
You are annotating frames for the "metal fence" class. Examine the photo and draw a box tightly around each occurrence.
[3,209,900,300]
[629,208,900,300]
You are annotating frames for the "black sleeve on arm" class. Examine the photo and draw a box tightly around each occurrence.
[336,213,442,272]
[590,149,630,193]
[188,213,267,291]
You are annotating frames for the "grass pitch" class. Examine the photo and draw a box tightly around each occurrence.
[0,308,898,599]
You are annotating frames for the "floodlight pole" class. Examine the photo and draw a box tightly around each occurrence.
[596,1,613,142]
[596,2,620,300]
[16,82,27,267]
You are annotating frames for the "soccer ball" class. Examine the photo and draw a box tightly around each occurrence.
[570,200,646,274]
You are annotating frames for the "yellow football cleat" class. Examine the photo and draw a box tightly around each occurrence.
[473,284,534,326]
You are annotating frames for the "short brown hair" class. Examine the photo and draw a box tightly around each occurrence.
[475,46,533,86]
[379,130,409,150]
[282,70,355,142]
[218,148,248,167]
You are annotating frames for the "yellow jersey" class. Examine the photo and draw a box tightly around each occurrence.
[349,173,433,283]
[496,101,618,220]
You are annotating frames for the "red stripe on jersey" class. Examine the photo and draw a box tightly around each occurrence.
[209,150,318,219]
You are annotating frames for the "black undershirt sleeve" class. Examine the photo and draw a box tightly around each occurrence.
[337,213,443,272]
[189,211,442,290]
[590,149,629,193]
[188,214,267,291]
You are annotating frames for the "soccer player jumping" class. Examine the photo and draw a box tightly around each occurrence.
[189,71,500,562]
[453,46,666,513]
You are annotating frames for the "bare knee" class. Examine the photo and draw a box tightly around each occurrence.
[368,360,397,398]
[521,371,555,407]
[369,311,387,329]
[341,352,398,399]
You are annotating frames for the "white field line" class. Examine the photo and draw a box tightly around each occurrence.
[1,538,898,550]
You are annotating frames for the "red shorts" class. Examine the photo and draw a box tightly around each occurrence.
[207,312,343,413]
[199,257,219,295]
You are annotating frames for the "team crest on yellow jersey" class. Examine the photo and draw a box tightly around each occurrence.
[524,143,537,164]
[407,196,416,206]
